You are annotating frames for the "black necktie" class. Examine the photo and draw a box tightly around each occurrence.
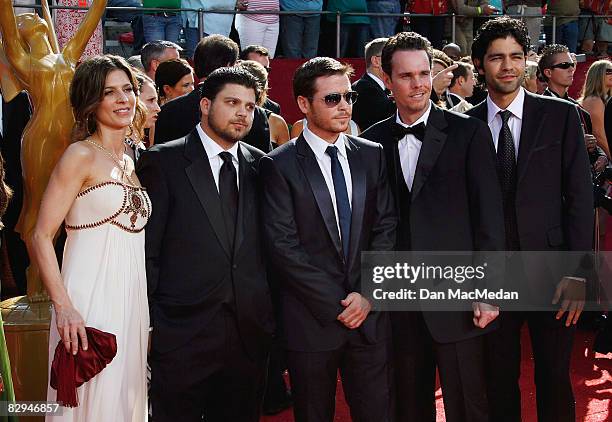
[497,110,520,250]
[392,122,426,142]
[219,151,238,249]
[326,145,352,261]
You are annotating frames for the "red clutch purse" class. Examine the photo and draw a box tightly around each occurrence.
[50,327,117,407]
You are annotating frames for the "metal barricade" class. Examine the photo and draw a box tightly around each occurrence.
[9,4,612,58]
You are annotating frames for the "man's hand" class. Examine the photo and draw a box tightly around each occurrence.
[338,292,372,329]
[585,134,598,153]
[472,302,499,328]
[594,155,608,172]
[552,277,586,326]
[432,63,458,96]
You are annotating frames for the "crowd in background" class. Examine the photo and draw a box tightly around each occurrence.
[105,0,611,59]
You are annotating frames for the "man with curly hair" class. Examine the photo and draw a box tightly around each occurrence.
[467,17,593,422]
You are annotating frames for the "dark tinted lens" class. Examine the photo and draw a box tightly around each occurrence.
[552,62,575,70]
[346,91,359,105]
[606,69,612,75]
[323,93,342,105]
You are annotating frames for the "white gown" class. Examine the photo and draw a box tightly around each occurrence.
[46,180,151,422]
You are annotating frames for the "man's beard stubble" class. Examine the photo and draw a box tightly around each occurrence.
[207,106,252,145]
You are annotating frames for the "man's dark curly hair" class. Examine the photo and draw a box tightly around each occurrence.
[538,44,571,82]
[201,67,262,105]
[471,17,530,78]
[381,31,433,77]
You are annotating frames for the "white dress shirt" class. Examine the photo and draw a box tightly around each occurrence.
[196,123,240,192]
[303,126,353,240]
[486,88,525,157]
[396,102,432,190]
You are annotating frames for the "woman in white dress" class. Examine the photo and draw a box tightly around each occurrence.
[30,55,150,422]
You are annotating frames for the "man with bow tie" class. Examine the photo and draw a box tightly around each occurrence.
[361,32,506,422]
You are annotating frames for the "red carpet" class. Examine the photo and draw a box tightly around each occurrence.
[262,329,612,422]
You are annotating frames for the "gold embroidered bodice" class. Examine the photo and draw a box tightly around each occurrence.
[65,181,151,233]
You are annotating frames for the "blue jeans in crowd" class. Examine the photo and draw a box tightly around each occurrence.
[142,13,182,44]
[106,0,145,52]
[339,23,370,57]
[366,0,400,39]
[545,20,579,53]
[280,14,320,58]
[410,16,445,49]
[184,23,207,60]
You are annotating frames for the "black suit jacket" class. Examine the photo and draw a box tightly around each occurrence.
[1,91,31,229]
[136,130,274,359]
[263,98,281,115]
[361,105,506,343]
[542,88,593,134]
[260,134,397,352]
[467,91,593,253]
[351,73,396,131]
[154,85,273,152]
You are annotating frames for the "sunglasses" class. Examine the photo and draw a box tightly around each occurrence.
[606,69,612,75]
[550,61,575,70]
[314,91,359,106]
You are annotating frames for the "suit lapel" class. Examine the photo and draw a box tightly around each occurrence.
[345,136,365,267]
[516,92,545,185]
[412,105,448,201]
[234,143,256,258]
[183,129,232,258]
[296,135,344,260]
[471,101,488,123]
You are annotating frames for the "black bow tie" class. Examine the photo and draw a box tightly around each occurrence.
[392,122,426,142]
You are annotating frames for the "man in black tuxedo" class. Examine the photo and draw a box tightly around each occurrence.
[1,90,31,294]
[154,35,272,152]
[260,57,397,422]
[466,17,593,422]
[351,37,396,131]
[137,67,274,422]
[360,32,505,422]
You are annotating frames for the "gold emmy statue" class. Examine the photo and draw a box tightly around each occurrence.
[0,0,107,413]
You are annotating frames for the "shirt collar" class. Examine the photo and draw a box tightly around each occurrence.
[196,123,240,162]
[367,71,386,91]
[487,87,525,125]
[547,87,569,100]
[449,91,464,101]
[303,125,348,160]
[396,101,432,128]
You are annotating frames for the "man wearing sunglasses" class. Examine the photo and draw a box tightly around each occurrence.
[539,44,578,102]
[540,44,607,171]
[260,57,397,422]
[361,32,505,422]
